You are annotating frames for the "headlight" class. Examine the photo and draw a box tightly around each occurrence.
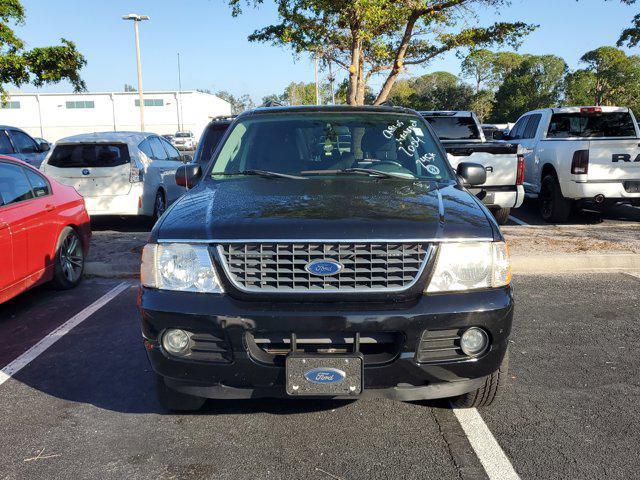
[426,241,510,293]
[141,243,224,293]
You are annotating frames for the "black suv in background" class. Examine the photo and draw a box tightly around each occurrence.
[191,116,235,167]
[139,106,513,411]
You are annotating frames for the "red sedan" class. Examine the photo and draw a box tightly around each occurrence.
[0,155,91,304]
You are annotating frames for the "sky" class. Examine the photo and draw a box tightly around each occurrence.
[11,0,640,102]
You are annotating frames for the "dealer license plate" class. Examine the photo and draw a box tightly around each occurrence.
[285,354,363,396]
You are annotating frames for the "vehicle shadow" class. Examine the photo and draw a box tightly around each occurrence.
[90,215,154,233]
[512,198,640,225]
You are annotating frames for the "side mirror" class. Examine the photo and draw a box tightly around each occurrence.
[38,142,51,152]
[492,130,507,141]
[175,164,202,189]
[180,154,193,163]
[457,162,487,187]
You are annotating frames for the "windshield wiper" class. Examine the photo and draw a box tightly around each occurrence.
[301,168,414,180]
[212,169,307,180]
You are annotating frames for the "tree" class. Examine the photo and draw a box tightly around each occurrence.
[388,71,474,110]
[491,55,567,121]
[214,90,255,114]
[565,46,640,110]
[263,81,333,105]
[460,49,495,93]
[616,0,639,47]
[0,1,86,97]
[469,90,495,122]
[460,49,524,92]
[228,0,536,105]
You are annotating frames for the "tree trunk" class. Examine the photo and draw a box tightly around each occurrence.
[347,30,362,105]
[373,13,420,105]
[355,51,366,105]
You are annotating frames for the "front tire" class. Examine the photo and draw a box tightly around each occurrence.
[490,207,510,225]
[539,174,572,223]
[451,349,509,408]
[155,374,206,412]
[52,227,84,290]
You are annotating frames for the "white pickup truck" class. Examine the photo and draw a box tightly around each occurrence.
[420,111,524,224]
[505,106,640,222]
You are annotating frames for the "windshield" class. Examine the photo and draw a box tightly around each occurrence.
[422,116,481,140]
[175,132,192,138]
[209,112,452,181]
[547,112,637,138]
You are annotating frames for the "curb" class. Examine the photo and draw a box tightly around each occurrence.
[511,253,640,274]
[85,255,640,280]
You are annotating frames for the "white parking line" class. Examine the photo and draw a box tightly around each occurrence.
[508,215,529,226]
[0,281,129,387]
[452,406,520,480]
[624,272,640,280]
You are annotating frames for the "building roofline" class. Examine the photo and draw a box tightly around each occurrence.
[4,90,216,97]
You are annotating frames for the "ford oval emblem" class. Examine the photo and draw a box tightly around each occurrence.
[304,368,346,384]
[82,169,90,176]
[305,259,343,276]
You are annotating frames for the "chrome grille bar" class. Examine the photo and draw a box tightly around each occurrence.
[216,242,431,293]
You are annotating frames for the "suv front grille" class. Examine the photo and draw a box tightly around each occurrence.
[217,242,430,293]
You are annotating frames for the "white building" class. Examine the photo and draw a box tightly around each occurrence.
[0,90,232,142]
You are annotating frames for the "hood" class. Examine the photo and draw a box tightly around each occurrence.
[154,177,497,242]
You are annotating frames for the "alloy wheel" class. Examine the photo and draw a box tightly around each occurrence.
[59,233,83,283]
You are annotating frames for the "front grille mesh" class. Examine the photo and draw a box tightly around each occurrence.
[416,329,467,363]
[217,243,429,292]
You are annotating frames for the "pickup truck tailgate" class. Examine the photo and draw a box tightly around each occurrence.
[444,142,518,187]
[587,139,640,181]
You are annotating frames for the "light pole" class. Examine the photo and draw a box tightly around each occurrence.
[122,13,150,131]
[177,53,184,131]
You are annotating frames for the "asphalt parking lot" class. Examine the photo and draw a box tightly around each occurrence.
[1,273,639,480]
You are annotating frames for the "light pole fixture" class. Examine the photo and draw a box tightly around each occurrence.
[122,13,150,131]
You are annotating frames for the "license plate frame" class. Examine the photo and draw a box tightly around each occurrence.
[285,354,363,397]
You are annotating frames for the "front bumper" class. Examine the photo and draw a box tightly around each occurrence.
[139,286,514,400]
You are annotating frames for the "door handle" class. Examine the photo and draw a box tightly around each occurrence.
[44,204,55,212]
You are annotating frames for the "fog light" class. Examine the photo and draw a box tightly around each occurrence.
[162,329,190,355]
[460,328,488,357]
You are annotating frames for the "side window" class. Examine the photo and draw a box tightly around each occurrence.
[24,168,51,197]
[510,116,529,140]
[9,130,39,154]
[0,162,34,206]
[0,131,14,154]
[160,137,181,162]
[149,137,168,160]
[138,139,154,159]
[523,114,542,139]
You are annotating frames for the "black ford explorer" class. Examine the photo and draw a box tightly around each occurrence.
[139,105,513,411]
